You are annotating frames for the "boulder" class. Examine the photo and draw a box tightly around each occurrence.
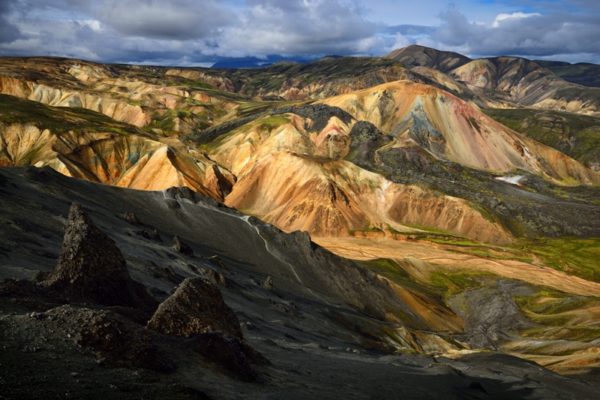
[147,277,242,339]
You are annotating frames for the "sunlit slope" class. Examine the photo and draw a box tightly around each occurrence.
[451,57,600,116]
[201,109,511,242]
[0,57,246,135]
[322,81,599,185]
[388,45,600,117]
[316,235,600,374]
[0,95,234,199]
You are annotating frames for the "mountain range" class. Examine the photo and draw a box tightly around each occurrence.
[1,45,599,399]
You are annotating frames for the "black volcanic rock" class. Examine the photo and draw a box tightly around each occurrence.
[46,305,175,373]
[173,235,193,255]
[197,267,227,287]
[262,275,273,290]
[190,332,266,381]
[347,120,391,167]
[134,227,162,241]
[42,203,155,309]
[283,104,353,132]
[119,211,141,225]
[147,277,242,339]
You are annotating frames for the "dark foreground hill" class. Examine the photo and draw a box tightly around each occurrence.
[0,167,598,399]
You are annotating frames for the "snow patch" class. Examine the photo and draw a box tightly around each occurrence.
[495,175,525,185]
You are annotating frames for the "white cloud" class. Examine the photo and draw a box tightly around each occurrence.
[492,12,541,28]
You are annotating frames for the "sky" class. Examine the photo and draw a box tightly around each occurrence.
[0,0,598,66]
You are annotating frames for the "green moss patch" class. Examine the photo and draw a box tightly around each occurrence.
[514,237,600,283]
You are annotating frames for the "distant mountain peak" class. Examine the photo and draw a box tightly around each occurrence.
[386,45,471,72]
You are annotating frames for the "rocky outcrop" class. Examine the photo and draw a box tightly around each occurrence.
[172,236,193,256]
[46,305,175,372]
[41,203,155,309]
[147,277,243,339]
[146,277,265,379]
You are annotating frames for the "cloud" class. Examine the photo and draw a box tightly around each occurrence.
[0,2,22,43]
[491,12,541,28]
[0,0,383,64]
[383,25,435,36]
[0,0,599,65]
[427,5,600,60]
[93,0,235,40]
[215,0,378,57]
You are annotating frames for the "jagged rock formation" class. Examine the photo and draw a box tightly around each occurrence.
[197,268,227,287]
[147,277,243,339]
[41,203,155,309]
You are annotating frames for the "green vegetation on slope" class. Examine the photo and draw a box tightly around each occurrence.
[515,238,600,283]
[362,258,495,299]
[428,270,496,297]
[425,236,534,263]
[515,289,600,341]
[0,94,142,136]
[207,56,410,97]
[423,235,600,283]
[258,115,289,131]
[484,107,600,168]
[536,60,600,88]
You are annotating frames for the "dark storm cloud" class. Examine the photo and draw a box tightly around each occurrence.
[19,0,235,40]
[0,2,22,43]
[93,0,235,40]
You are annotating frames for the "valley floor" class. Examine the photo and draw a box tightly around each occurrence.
[314,237,600,297]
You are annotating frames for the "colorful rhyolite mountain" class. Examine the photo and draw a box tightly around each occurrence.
[1,47,600,387]
[1,53,598,242]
